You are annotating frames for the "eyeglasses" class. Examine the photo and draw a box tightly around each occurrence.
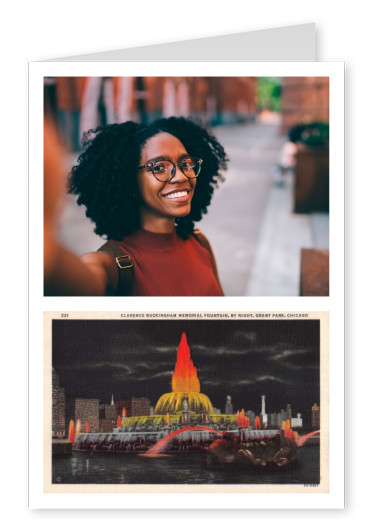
[138,156,203,182]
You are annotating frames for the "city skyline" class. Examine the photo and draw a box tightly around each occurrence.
[52,319,320,422]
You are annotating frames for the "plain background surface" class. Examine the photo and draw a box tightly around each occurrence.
[1,0,371,526]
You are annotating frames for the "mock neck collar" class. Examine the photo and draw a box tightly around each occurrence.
[122,228,179,251]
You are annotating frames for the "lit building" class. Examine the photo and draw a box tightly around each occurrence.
[225,396,233,415]
[99,395,117,433]
[115,397,151,418]
[312,403,320,428]
[246,410,256,427]
[268,411,279,428]
[66,398,100,434]
[291,413,303,429]
[52,368,65,438]
[260,395,268,427]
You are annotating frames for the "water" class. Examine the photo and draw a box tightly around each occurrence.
[52,445,319,485]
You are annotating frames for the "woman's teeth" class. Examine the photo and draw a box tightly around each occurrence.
[164,191,188,199]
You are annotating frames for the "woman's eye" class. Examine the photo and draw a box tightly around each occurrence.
[182,158,195,169]
[153,162,167,173]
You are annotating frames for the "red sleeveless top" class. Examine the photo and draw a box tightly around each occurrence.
[114,229,223,296]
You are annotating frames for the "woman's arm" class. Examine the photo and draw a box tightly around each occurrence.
[44,227,118,296]
[44,117,118,296]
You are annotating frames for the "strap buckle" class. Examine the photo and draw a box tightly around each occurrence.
[115,255,133,269]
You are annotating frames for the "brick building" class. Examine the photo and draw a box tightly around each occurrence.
[139,76,257,125]
[50,76,258,132]
[280,77,329,135]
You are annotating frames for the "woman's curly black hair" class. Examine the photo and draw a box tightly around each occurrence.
[68,116,228,240]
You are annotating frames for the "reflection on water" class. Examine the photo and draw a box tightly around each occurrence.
[52,445,319,485]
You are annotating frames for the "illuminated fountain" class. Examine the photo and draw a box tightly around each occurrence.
[73,332,302,463]
[155,332,214,415]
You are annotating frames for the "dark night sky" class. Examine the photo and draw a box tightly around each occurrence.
[52,319,320,423]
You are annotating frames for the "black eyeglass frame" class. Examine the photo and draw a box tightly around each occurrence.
[137,156,203,182]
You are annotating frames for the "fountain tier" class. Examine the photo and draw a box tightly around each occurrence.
[155,391,214,415]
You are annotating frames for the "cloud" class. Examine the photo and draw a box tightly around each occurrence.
[59,358,174,380]
[236,375,290,385]
[271,348,309,360]
[203,374,291,387]
[269,347,319,370]
[255,375,290,384]
[98,335,258,361]
[192,344,254,357]
[134,371,173,382]
[59,361,133,373]
[234,331,257,343]
[154,346,176,354]
[200,379,222,387]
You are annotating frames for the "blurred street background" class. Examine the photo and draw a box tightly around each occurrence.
[45,76,329,296]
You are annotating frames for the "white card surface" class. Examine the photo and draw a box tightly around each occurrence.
[30,24,345,510]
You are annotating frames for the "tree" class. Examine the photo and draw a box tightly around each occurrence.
[257,77,282,112]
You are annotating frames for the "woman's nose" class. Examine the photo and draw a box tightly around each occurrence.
[169,165,188,183]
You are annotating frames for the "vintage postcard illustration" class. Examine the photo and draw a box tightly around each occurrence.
[45,311,328,494]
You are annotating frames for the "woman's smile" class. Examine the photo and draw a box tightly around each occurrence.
[162,187,192,200]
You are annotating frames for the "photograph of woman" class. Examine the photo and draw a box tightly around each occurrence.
[44,75,330,297]
[44,116,227,296]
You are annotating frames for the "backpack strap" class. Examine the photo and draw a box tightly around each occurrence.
[97,231,222,296]
[193,229,223,294]
[97,240,134,296]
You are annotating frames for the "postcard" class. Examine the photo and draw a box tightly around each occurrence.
[37,311,334,508]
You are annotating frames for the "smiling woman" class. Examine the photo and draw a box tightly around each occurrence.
[45,117,228,296]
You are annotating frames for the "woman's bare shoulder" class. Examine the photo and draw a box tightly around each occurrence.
[80,251,119,295]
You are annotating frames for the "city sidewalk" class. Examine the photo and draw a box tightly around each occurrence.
[199,121,329,296]
[245,174,329,296]
[199,121,285,296]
